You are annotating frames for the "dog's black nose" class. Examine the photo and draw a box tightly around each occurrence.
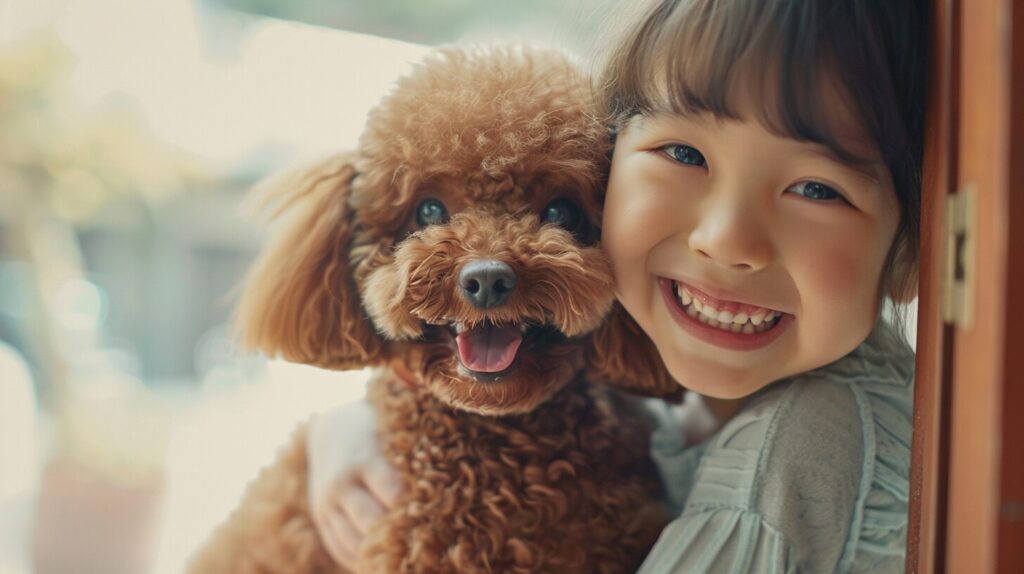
[459,260,517,309]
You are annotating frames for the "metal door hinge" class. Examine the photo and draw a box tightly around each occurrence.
[942,185,976,328]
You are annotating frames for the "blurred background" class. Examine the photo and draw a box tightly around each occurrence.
[0,1,619,572]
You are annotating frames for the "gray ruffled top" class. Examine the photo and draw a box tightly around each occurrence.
[639,319,915,573]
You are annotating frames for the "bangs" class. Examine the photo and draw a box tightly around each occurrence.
[600,0,917,168]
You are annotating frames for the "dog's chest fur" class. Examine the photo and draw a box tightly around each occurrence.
[358,370,668,574]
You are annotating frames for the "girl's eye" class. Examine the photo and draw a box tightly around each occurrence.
[415,198,449,227]
[541,198,589,240]
[787,181,846,203]
[663,144,707,167]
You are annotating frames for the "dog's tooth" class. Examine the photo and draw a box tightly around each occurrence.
[455,323,467,334]
[750,312,765,326]
[681,289,693,305]
[519,324,528,333]
[692,299,704,312]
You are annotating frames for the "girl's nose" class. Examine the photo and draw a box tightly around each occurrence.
[687,193,773,272]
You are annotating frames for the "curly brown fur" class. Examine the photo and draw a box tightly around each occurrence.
[188,46,682,574]
[359,373,666,573]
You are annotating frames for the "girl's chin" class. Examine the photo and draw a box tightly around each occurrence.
[664,355,776,400]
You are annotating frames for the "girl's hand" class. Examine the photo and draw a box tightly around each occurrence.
[307,400,404,570]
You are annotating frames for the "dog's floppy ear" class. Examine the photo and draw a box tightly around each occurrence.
[585,302,684,402]
[237,153,385,370]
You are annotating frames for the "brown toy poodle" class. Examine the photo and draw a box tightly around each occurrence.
[187,45,681,574]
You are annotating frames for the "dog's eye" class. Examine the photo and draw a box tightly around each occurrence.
[542,198,587,239]
[416,199,449,227]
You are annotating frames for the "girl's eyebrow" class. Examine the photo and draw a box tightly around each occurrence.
[624,113,670,133]
[625,110,710,135]
[631,113,888,190]
[804,145,887,190]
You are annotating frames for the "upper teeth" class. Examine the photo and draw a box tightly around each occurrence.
[453,322,530,333]
[674,282,779,326]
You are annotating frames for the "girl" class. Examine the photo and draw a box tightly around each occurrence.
[307,0,926,571]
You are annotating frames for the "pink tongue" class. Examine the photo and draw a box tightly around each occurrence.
[455,324,523,373]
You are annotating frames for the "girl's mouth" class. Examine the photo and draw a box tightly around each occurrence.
[658,277,792,351]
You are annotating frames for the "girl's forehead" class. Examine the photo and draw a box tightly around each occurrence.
[610,17,888,170]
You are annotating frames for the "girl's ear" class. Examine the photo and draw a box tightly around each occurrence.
[237,154,386,370]
[886,240,919,304]
[584,302,684,402]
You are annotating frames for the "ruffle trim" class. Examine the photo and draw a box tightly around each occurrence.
[835,320,915,572]
[637,506,797,574]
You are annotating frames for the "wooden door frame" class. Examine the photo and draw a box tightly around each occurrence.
[946,0,1020,569]
[906,0,957,571]
[997,0,1024,569]
[909,0,1024,571]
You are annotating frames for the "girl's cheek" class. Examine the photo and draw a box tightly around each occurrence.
[606,158,688,237]
[801,233,886,314]
[604,173,649,252]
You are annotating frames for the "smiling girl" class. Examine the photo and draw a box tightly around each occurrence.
[597,0,924,570]
[306,0,927,571]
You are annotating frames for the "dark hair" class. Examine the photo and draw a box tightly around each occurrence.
[598,0,927,317]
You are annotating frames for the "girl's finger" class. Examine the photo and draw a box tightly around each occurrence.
[361,457,404,508]
[336,480,385,535]
[316,504,360,570]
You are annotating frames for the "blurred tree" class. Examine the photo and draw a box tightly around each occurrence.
[0,34,209,405]
[0,34,209,501]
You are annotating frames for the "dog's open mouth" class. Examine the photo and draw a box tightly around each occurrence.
[455,322,523,374]
[430,320,564,381]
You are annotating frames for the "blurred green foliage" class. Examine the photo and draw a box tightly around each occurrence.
[0,35,207,224]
